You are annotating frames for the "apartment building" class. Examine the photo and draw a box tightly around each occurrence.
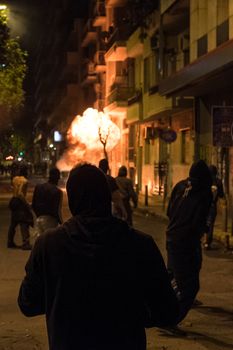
[33,0,88,168]
[159,0,233,210]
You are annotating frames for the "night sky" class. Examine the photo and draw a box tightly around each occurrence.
[3,0,88,136]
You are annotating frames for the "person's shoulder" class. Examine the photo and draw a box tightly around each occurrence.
[171,179,186,193]
[129,228,156,247]
[35,225,66,247]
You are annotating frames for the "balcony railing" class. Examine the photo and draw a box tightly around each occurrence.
[82,19,97,47]
[107,86,136,105]
[106,26,131,51]
[93,1,106,27]
[81,60,98,85]
[94,50,106,71]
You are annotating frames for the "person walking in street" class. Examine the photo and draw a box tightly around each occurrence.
[166,160,212,324]
[7,165,33,250]
[98,158,126,220]
[204,164,225,250]
[32,167,63,236]
[18,162,179,350]
[116,165,138,226]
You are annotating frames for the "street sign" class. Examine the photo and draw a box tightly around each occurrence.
[159,128,177,143]
[212,106,233,147]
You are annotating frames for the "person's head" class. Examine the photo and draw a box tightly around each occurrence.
[189,160,212,188]
[66,162,112,217]
[19,165,28,178]
[49,167,60,185]
[209,164,218,177]
[98,158,109,174]
[118,165,127,177]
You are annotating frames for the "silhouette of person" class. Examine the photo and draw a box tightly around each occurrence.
[98,158,126,220]
[7,165,33,250]
[204,165,225,249]
[116,165,138,226]
[32,167,63,236]
[18,162,179,350]
[166,160,212,324]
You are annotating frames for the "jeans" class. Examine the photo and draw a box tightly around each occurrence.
[8,218,30,247]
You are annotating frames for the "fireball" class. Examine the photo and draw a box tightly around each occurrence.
[57,108,120,171]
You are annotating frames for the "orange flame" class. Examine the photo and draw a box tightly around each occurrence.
[57,108,120,171]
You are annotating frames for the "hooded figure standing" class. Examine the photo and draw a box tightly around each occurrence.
[204,165,225,250]
[18,163,179,350]
[166,160,212,323]
[116,165,138,226]
[32,167,63,236]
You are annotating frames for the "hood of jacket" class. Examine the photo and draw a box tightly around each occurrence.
[188,160,212,191]
[66,163,112,217]
[63,215,130,245]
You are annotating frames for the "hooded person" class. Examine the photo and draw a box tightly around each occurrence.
[166,159,212,324]
[98,158,127,220]
[18,162,179,350]
[32,167,63,236]
[204,165,225,249]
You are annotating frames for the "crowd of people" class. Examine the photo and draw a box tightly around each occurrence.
[5,158,224,349]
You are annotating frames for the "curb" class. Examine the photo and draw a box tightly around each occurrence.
[214,228,233,250]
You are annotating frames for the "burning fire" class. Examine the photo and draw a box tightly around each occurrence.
[57,108,120,171]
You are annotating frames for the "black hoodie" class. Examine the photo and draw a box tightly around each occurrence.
[166,160,212,245]
[18,164,179,350]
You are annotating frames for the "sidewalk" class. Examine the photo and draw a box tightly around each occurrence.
[136,193,233,249]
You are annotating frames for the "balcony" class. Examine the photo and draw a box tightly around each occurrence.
[81,60,98,86]
[107,86,133,105]
[94,50,106,72]
[81,19,97,47]
[105,27,129,62]
[92,1,106,27]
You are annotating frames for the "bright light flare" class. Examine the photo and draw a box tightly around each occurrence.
[57,108,120,171]
[0,5,7,10]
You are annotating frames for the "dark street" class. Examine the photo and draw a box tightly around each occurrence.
[0,175,233,350]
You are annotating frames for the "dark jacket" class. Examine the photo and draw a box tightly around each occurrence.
[166,161,212,246]
[18,215,179,350]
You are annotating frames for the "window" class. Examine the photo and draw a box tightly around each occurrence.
[144,139,150,164]
[144,57,150,92]
[197,34,207,57]
[216,19,229,46]
[181,129,191,164]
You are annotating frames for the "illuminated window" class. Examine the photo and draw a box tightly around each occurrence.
[181,129,191,164]
[144,139,150,164]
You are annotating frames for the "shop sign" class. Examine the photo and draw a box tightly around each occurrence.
[212,106,233,147]
[159,128,177,143]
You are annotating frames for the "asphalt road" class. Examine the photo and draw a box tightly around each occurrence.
[0,176,233,350]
